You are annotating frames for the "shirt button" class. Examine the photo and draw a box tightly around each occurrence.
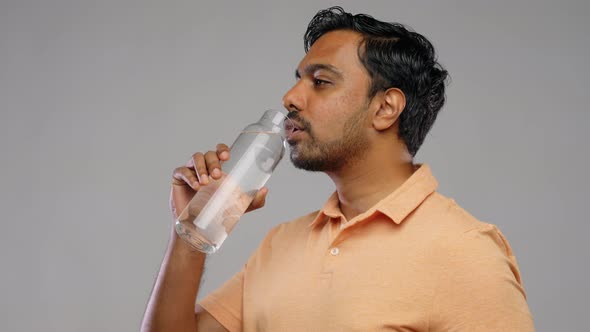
[330,247,340,256]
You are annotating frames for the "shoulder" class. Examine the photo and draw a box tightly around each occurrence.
[419,192,524,282]
[267,210,320,239]
[418,191,490,235]
[414,191,520,261]
[245,210,320,263]
[423,197,533,329]
[253,210,320,248]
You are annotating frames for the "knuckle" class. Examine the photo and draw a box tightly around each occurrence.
[206,151,220,164]
[195,160,207,169]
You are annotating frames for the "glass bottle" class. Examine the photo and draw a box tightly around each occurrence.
[175,109,290,254]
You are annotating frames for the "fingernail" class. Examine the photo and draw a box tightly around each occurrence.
[220,151,229,159]
[212,168,221,177]
[201,174,209,184]
[193,181,200,188]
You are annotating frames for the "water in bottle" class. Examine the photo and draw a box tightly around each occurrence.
[175,110,289,254]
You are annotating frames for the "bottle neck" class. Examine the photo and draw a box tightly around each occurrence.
[258,110,288,134]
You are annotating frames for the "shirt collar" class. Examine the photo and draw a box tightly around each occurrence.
[308,164,438,228]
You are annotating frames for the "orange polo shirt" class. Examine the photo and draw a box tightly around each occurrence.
[198,164,535,331]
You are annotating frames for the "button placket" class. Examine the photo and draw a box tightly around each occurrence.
[330,247,340,256]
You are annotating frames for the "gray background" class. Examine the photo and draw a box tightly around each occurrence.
[1,0,588,331]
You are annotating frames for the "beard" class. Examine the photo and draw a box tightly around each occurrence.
[288,106,371,172]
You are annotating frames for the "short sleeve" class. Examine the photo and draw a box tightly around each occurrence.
[198,266,245,332]
[429,224,535,331]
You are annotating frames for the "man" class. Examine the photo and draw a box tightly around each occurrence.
[141,7,535,331]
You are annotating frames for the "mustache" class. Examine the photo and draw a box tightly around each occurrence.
[287,111,310,131]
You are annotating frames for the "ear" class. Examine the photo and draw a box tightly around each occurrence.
[371,88,406,131]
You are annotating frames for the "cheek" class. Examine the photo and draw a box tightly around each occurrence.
[309,86,367,139]
[313,104,349,140]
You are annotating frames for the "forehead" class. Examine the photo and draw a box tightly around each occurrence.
[298,30,366,76]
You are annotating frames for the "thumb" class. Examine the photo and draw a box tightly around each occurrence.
[246,187,268,212]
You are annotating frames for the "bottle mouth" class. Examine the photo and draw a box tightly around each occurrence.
[262,109,294,138]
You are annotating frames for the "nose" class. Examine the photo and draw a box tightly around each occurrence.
[282,81,306,113]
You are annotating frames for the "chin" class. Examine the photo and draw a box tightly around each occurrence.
[289,154,332,173]
[289,152,309,170]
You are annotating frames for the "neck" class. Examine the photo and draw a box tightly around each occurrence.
[325,140,415,222]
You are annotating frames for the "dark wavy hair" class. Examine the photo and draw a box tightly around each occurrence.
[304,7,449,157]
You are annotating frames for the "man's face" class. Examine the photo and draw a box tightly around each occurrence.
[282,30,374,172]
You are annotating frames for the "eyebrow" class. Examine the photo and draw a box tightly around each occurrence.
[295,63,344,80]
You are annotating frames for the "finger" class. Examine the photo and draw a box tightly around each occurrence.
[248,187,268,211]
[172,167,200,190]
[191,152,209,185]
[216,143,230,161]
[204,150,223,179]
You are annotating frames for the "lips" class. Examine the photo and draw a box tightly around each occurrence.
[285,119,305,142]
[285,120,303,133]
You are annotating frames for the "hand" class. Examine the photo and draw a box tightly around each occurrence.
[169,143,269,221]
